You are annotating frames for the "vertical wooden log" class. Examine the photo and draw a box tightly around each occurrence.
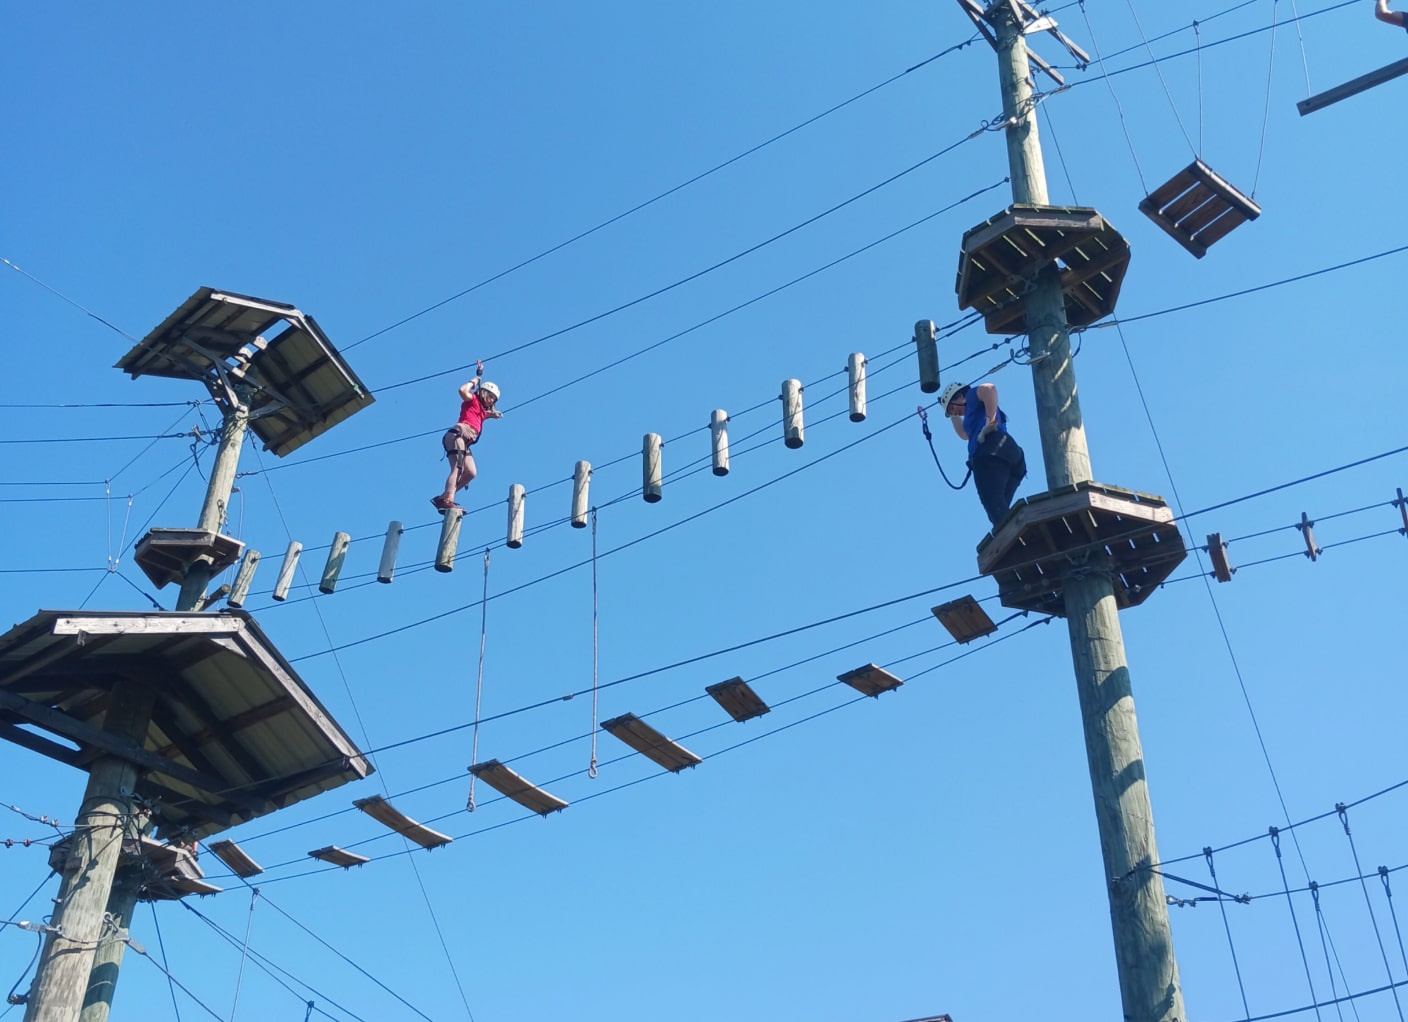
[642,433,663,503]
[507,483,526,549]
[436,510,464,573]
[271,541,302,602]
[319,532,351,594]
[571,462,591,529]
[710,410,730,477]
[847,353,867,422]
[780,379,805,449]
[227,549,261,608]
[377,521,402,583]
[914,319,940,394]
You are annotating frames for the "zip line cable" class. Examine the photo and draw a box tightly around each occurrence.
[343,32,981,351]
[149,901,185,1022]
[1,257,139,344]
[373,129,990,396]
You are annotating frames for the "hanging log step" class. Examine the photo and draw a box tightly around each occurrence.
[1139,159,1260,259]
[954,204,1130,335]
[353,794,453,849]
[469,759,569,816]
[976,481,1186,616]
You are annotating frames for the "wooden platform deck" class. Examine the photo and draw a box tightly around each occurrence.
[976,482,1187,616]
[955,204,1130,335]
[1138,160,1260,259]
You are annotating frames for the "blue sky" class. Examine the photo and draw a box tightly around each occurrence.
[4,2,1408,1020]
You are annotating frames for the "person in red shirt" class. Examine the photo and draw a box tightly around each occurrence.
[432,360,503,512]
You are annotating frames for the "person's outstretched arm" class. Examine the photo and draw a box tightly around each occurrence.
[1377,0,1407,27]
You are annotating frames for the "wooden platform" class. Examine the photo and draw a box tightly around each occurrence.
[600,714,701,773]
[705,677,770,722]
[976,482,1186,616]
[49,835,220,900]
[955,204,1130,335]
[469,759,569,816]
[133,528,244,589]
[1138,160,1260,259]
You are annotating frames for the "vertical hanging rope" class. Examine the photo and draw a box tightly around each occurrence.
[1270,827,1324,1022]
[1379,867,1408,979]
[1336,804,1407,1022]
[1194,20,1205,157]
[1288,0,1313,97]
[588,508,600,779]
[229,886,260,1022]
[1251,0,1280,197]
[1309,883,1349,1022]
[467,548,491,811]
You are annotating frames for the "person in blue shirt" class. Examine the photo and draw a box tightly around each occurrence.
[1376,0,1408,28]
[939,380,1028,526]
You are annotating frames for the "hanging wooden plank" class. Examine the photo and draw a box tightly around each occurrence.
[837,663,904,698]
[271,541,302,602]
[705,677,771,722]
[571,461,591,528]
[227,549,261,609]
[1396,488,1408,535]
[1298,57,1408,116]
[208,839,264,878]
[781,379,805,449]
[469,760,569,816]
[710,410,730,476]
[1206,532,1234,583]
[642,433,663,503]
[435,508,464,573]
[914,320,940,394]
[377,521,401,584]
[601,713,701,772]
[506,483,526,549]
[1298,512,1319,562]
[319,532,351,594]
[353,795,453,849]
[307,846,368,868]
[931,596,998,644]
[847,353,867,422]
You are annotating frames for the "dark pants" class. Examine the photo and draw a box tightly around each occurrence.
[970,433,1027,525]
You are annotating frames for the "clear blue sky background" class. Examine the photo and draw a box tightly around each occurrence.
[3,3,1407,1020]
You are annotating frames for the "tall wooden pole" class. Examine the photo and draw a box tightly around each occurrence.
[23,680,155,1022]
[176,401,250,612]
[987,6,1185,1019]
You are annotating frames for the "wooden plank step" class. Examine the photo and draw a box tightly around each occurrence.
[600,713,702,772]
[705,677,771,722]
[469,760,569,815]
[353,794,453,849]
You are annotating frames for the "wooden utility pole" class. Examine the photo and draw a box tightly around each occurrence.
[23,680,155,1022]
[176,401,250,613]
[985,5,1186,1018]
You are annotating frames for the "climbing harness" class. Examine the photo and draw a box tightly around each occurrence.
[916,406,970,491]
[466,548,491,811]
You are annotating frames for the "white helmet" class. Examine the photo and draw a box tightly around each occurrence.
[478,381,501,401]
[938,382,967,418]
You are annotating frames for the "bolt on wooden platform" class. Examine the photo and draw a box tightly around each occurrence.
[1138,159,1260,259]
[468,759,569,816]
[705,677,770,722]
[600,713,701,772]
[955,204,1130,335]
[354,794,453,849]
[976,481,1187,617]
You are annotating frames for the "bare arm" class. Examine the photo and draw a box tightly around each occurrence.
[950,415,967,441]
[458,377,480,402]
[973,383,999,426]
[1377,0,1407,25]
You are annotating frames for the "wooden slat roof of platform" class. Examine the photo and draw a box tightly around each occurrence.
[114,286,374,457]
[0,609,372,839]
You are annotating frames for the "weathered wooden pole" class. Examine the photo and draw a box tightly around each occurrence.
[227,549,261,608]
[987,5,1184,1018]
[780,379,805,449]
[271,541,302,601]
[435,510,464,572]
[642,434,663,503]
[175,403,250,612]
[378,521,402,583]
[571,462,591,528]
[77,870,142,1022]
[847,353,867,422]
[319,532,351,594]
[709,411,730,476]
[506,484,526,549]
[24,679,155,1022]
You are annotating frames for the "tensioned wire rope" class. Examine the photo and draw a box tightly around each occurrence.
[207,503,1406,866]
[175,482,1408,857]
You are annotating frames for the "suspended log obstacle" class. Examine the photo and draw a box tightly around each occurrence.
[571,462,591,528]
[506,483,526,549]
[914,320,940,393]
[272,540,302,601]
[976,482,1186,617]
[1139,160,1260,259]
[227,549,261,608]
[847,353,867,422]
[642,433,663,502]
[710,410,730,476]
[319,532,351,594]
[435,508,464,573]
[780,379,805,449]
[378,521,402,583]
[955,205,1130,335]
